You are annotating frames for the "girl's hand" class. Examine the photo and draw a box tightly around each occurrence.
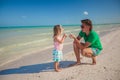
[63,33,67,38]
[69,33,76,39]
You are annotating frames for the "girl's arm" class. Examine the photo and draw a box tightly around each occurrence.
[54,34,67,44]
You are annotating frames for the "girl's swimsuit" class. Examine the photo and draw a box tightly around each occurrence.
[53,36,63,62]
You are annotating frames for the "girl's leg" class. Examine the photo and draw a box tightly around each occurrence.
[54,62,61,72]
[58,62,62,70]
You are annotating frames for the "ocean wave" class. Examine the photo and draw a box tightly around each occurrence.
[96,27,119,34]
[0,38,50,52]
[34,32,52,36]
[30,29,80,36]
[65,29,80,33]
[17,38,49,46]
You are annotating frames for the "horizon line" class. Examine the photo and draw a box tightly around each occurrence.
[0,23,120,28]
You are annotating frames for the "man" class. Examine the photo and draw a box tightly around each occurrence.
[69,19,103,65]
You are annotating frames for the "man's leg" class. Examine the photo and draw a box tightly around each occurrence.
[73,41,81,64]
[92,56,96,65]
[81,48,97,65]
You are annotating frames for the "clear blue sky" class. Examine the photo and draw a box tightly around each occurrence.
[0,0,120,26]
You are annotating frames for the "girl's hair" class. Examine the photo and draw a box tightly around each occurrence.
[53,25,62,37]
[81,19,93,31]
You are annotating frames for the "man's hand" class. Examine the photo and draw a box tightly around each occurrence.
[69,33,76,39]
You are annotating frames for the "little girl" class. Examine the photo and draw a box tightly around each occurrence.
[53,25,67,72]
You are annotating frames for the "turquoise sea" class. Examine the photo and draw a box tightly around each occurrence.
[0,23,120,66]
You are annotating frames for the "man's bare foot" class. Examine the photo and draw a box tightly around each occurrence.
[92,56,96,65]
[69,62,81,67]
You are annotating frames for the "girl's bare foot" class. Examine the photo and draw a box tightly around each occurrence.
[59,68,62,70]
[55,69,61,72]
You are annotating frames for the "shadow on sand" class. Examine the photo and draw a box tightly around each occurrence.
[0,61,76,75]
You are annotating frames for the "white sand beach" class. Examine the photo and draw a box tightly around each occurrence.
[0,27,120,80]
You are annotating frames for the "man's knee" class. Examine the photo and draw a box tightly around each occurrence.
[81,48,93,57]
[81,49,89,56]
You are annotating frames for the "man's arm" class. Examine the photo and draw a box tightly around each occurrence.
[77,35,81,40]
[70,34,91,49]
[72,35,81,44]
[76,41,91,49]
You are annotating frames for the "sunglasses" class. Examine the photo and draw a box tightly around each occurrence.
[81,25,84,28]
